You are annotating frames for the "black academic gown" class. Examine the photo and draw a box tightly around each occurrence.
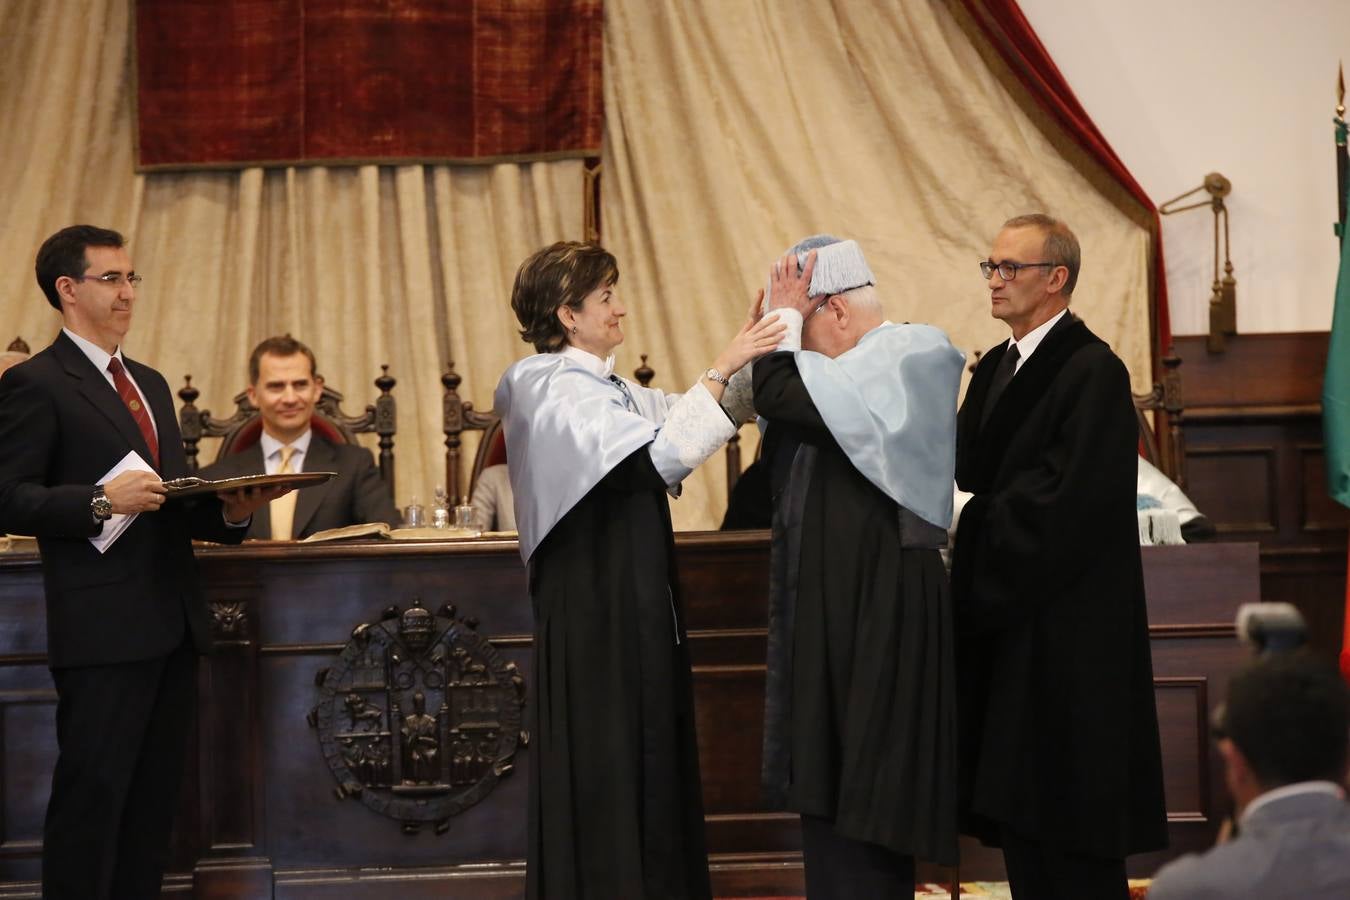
[526,448,710,900]
[754,351,959,866]
[951,314,1168,859]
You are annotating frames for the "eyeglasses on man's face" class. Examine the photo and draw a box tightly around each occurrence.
[75,272,143,288]
[979,260,1058,281]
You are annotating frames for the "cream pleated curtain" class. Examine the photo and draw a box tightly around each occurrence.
[0,0,583,515]
[2,0,1151,533]
[603,0,1152,531]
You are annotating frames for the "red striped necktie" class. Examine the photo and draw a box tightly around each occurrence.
[107,357,160,468]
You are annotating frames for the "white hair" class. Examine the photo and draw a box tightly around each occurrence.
[838,284,882,315]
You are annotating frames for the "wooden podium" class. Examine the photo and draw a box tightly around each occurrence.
[0,536,1258,896]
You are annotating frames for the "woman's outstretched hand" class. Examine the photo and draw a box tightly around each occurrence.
[713,295,788,377]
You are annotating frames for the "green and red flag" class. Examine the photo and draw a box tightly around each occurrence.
[1326,65,1350,681]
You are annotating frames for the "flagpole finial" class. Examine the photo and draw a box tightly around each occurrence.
[1338,62,1345,119]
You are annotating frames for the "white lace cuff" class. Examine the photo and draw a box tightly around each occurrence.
[648,381,736,488]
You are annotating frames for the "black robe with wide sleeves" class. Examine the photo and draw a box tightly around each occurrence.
[754,350,958,866]
[527,447,710,900]
[951,314,1168,859]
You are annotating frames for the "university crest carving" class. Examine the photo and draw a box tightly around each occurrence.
[308,598,527,833]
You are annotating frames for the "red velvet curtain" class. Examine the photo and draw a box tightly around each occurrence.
[135,0,602,170]
[959,0,1172,355]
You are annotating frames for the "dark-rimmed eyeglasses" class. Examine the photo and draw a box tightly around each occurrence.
[75,272,143,287]
[979,260,1057,281]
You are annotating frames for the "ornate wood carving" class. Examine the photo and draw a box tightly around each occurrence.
[209,600,249,640]
[308,598,527,834]
[441,361,499,504]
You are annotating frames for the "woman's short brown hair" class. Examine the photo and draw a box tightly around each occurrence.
[511,242,619,353]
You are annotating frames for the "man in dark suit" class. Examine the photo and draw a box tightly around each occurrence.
[1149,651,1350,899]
[0,225,281,899]
[950,214,1168,899]
[198,335,400,539]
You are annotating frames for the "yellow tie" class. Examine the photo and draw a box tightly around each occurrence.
[270,446,298,540]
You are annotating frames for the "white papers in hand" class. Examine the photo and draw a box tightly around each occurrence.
[89,451,157,555]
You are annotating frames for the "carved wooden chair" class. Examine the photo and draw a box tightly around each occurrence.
[467,417,507,503]
[6,336,29,354]
[178,367,398,495]
[1133,351,1186,488]
[441,362,500,505]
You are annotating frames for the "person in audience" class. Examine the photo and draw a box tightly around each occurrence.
[1137,455,1215,541]
[494,240,783,899]
[753,235,965,897]
[718,455,772,530]
[1148,651,1350,899]
[0,225,277,899]
[469,462,515,531]
[950,214,1168,899]
[199,335,400,539]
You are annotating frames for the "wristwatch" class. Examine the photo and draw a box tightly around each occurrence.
[703,367,730,386]
[90,488,113,522]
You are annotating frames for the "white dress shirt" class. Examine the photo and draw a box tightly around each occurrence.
[1005,308,1068,373]
[62,328,158,441]
[259,429,313,473]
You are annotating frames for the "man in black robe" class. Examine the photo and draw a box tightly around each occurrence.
[755,236,964,898]
[951,214,1168,899]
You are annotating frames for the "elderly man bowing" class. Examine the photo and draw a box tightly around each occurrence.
[754,235,965,898]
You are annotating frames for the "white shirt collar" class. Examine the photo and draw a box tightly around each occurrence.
[1008,308,1068,371]
[558,344,616,379]
[260,428,313,463]
[1240,780,1345,825]
[63,327,124,374]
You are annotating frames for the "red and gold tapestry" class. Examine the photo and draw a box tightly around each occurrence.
[134,0,602,170]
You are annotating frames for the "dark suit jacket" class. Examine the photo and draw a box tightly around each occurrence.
[0,332,244,668]
[1148,789,1350,899]
[198,434,399,539]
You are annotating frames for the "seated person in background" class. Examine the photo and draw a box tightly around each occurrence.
[1148,651,1350,900]
[469,463,515,532]
[1136,456,1215,542]
[199,336,400,539]
[719,455,772,530]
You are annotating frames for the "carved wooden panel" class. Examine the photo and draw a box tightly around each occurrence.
[1152,678,1210,819]
[0,689,57,852]
[1183,445,1276,533]
[1175,332,1347,663]
[692,665,766,815]
[1298,444,1350,533]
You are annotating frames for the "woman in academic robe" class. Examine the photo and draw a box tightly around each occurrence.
[494,241,783,899]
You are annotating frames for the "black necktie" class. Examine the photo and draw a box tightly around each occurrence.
[610,375,637,412]
[980,343,1020,428]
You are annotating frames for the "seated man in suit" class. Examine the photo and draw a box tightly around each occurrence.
[1149,651,1350,899]
[199,335,400,539]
